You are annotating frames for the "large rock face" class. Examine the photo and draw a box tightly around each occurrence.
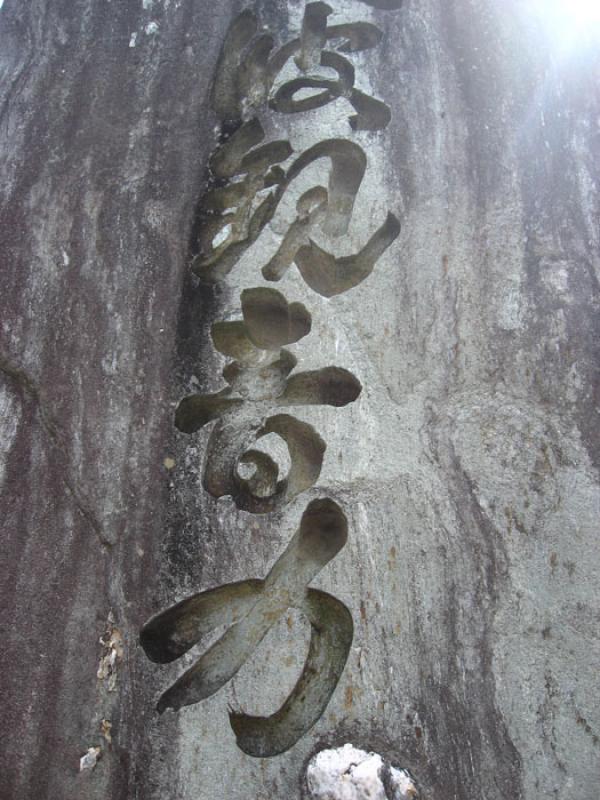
[1,1,599,799]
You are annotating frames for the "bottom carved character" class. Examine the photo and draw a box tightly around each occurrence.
[140,498,354,757]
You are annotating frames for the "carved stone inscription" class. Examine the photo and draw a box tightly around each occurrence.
[142,499,353,757]
[141,0,403,757]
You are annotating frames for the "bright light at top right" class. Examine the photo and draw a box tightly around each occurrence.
[569,0,600,24]
[533,0,600,29]
[529,0,600,50]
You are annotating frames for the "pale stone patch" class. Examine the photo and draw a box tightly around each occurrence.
[79,746,101,772]
[306,743,418,800]
[0,385,20,488]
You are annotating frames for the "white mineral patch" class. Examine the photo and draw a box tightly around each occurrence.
[79,746,101,772]
[212,224,232,249]
[306,744,418,800]
[145,21,159,35]
[129,32,137,48]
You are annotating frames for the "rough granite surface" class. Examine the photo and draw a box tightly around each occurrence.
[1,1,599,799]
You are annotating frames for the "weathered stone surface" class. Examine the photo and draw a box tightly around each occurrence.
[1,1,600,799]
[0,1,234,798]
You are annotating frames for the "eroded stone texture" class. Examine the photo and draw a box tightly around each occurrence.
[1,1,600,799]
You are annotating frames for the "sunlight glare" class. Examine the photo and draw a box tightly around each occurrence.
[533,0,600,29]
[569,0,600,24]
[529,0,600,50]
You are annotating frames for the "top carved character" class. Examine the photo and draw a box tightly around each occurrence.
[212,2,398,129]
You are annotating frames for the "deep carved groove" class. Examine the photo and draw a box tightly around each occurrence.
[262,187,329,282]
[348,88,392,131]
[241,288,312,350]
[357,0,403,8]
[287,139,367,237]
[211,9,260,123]
[296,2,333,72]
[237,33,275,111]
[326,22,383,53]
[229,415,326,513]
[209,118,265,179]
[281,367,362,407]
[294,211,401,297]
[141,580,264,664]
[270,51,356,115]
[240,140,293,177]
[230,588,353,757]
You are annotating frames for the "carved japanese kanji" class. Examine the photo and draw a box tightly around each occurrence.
[141,0,403,758]
[141,499,353,757]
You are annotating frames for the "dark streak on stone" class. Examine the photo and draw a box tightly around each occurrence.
[0,354,111,547]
